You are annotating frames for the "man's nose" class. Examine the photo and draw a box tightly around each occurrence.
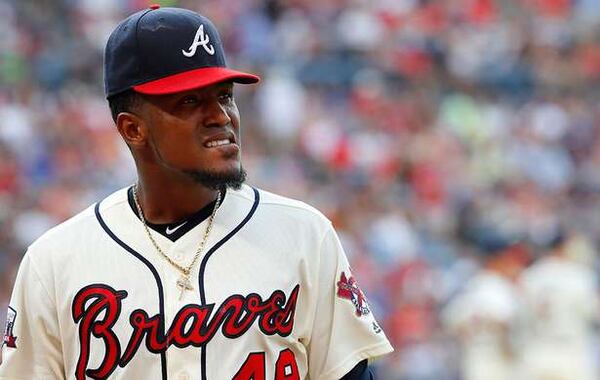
[203,100,231,128]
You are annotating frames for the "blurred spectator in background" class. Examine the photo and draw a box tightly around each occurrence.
[518,227,599,380]
[443,230,526,380]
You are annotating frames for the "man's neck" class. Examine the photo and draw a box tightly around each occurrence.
[134,175,220,224]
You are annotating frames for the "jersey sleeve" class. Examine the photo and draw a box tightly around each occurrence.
[307,223,393,380]
[0,251,64,379]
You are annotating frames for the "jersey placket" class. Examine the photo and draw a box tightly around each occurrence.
[163,227,208,378]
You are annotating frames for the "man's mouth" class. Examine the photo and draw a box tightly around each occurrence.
[204,138,233,148]
[203,130,238,149]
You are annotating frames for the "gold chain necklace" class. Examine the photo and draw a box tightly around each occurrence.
[132,185,222,300]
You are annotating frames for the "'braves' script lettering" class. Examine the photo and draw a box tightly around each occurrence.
[72,284,300,380]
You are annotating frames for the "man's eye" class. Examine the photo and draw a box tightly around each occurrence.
[180,95,199,104]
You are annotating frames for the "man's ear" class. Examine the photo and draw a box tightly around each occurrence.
[116,112,147,148]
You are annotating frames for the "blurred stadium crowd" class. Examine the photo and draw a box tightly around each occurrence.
[1,0,600,378]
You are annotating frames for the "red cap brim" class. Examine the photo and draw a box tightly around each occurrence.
[133,67,260,95]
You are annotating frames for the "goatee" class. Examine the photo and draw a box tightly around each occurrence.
[182,166,247,191]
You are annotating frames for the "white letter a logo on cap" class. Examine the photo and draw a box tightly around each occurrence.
[182,24,215,57]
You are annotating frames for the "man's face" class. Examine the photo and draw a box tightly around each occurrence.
[137,81,245,189]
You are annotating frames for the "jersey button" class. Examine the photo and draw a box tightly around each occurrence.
[178,371,191,380]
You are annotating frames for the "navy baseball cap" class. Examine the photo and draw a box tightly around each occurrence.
[104,5,259,98]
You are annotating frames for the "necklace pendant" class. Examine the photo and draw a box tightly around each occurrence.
[134,185,222,302]
[176,275,194,300]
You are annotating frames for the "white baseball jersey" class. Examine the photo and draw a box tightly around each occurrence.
[443,270,520,380]
[0,185,392,379]
[518,256,599,380]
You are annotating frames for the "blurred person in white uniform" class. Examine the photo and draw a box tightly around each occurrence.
[443,230,525,380]
[518,229,599,380]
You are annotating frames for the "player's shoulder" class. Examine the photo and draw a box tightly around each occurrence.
[242,185,330,222]
[27,187,128,256]
[469,271,517,298]
[229,185,333,236]
[524,256,596,287]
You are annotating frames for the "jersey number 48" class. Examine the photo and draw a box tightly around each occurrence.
[233,349,300,380]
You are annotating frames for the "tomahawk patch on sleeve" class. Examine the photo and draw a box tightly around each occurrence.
[2,306,17,349]
[336,271,371,317]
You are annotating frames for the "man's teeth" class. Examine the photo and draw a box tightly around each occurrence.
[206,139,231,147]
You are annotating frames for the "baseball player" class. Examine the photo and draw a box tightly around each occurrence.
[518,231,599,380]
[442,232,523,380]
[0,6,392,380]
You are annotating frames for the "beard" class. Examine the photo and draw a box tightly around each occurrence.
[182,165,247,191]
